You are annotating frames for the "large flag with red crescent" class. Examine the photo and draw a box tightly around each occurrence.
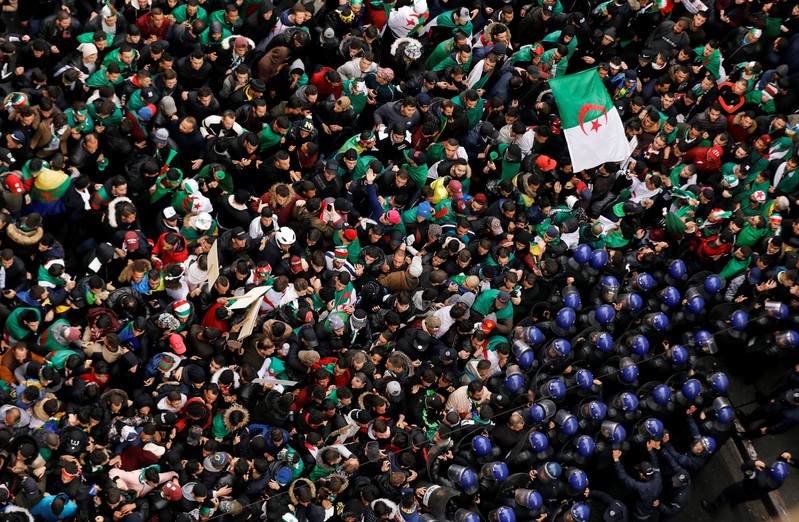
[549,69,630,172]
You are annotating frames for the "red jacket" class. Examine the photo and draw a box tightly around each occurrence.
[682,146,722,173]
[136,13,171,39]
[309,68,342,100]
[152,233,189,265]
[175,397,212,433]
[202,302,230,332]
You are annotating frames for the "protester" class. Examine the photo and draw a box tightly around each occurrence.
[0,0,796,521]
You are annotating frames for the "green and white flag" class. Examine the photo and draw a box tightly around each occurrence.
[549,69,629,172]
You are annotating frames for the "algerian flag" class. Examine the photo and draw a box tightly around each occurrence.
[549,69,630,172]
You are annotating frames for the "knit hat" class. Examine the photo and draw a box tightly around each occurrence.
[64,327,81,341]
[173,300,191,318]
[385,209,401,225]
[763,83,778,101]
[343,229,358,241]
[350,309,367,329]
[298,350,320,366]
[377,67,395,82]
[424,316,441,330]
[153,128,169,145]
[328,314,345,331]
[78,43,98,58]
[158,354,177,372]
[334,246,349,259]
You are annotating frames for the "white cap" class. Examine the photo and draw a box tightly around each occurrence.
[163,207,178,220]
[195,212,213,230]
[409,256,423,277]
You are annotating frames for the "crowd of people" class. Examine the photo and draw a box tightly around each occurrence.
[0,0,798,520]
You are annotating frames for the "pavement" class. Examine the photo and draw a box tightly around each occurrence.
[677,357,799,522]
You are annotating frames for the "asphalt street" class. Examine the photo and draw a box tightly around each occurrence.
[678,357,798,522]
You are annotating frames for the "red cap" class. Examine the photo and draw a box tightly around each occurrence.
[535,155,557,171]
[447,179,463,198]
[124,231,139,250]
[759,134,772,145]
[5,174,23,194]
[481,319,496,333]
[343,229,358,242]
[169,333,186,354]
[708,146,723,160]
[473,193,487,205]
[290,256,303,274]
[162,481,182,501]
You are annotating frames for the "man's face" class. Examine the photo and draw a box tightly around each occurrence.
[708,109,721,122]
[84,136,99,153]
[151,13,165,27]
[179,120,194,134]
[190,56,204,70]
[693,12,707,26]
[399,104,415,117]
